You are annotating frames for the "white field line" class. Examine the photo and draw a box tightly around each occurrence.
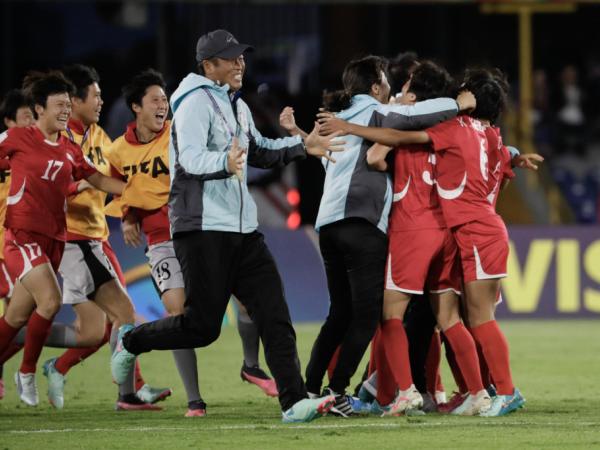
[6,421,600,434]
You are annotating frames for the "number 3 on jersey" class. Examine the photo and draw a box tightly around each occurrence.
[41,160,64,181]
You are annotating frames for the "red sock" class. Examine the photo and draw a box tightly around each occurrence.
[374,335,396,406]
[475,341,492,388]
[0,342,23,365]
[425,330,442,395]
[327,346,341,381]
[20,311,53,374]
[381,319,413,391]
[55,323,111,376]
[470,320,514,395]
[442,332,468,395]
[134,358,145,391]
[0,317,22,359]
[368,327,381,376]
[444,323,484,395]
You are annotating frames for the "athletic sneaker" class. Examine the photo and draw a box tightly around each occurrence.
[136,384,172,404]
[382,385,423,416]
[115,393,162,411]
[322,387,353,418]
[0,378,4,400]
[480,388,525,417]
[421,392,438,413]
[42,358,65,409]
[111,324,136,385]
[185,399,207,417]
[451,389,492,416]
[348,396,371,414]
[15,371,38,406]
[241,363,278,397]
[438,391,466,414]
[281,395,335,423]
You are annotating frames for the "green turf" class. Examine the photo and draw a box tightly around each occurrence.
[1,320,599,449]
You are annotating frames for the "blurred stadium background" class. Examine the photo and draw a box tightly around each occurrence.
[2,0,600,322]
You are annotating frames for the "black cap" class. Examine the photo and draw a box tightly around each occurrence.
[195,29,254,62]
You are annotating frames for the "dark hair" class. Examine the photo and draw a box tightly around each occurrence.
[62,64,100,100]
[407,61,453,101]
[0,89,30,123]
[460,68,509,124]
[388,51,419,94]
[322,55,389,112]
[122,68,166,115]
[21,71,75,119]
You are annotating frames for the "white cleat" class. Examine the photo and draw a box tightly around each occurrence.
[15,371,39,407]
[383,384,423,416]
[451,389,491,416]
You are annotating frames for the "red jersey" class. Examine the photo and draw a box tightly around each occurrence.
[388,144,446,231]
[0,126,97,241]
[484,126,515,208]
[426,116,497,228]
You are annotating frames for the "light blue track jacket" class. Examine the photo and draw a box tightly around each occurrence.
[168,74,306,234]
[315,94,459,234]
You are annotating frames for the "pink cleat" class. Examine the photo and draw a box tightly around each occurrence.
[241,363,278,397]
[185,400,207,417]
[115,394,162,411]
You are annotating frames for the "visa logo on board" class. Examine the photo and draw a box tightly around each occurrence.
[502,239,600,314]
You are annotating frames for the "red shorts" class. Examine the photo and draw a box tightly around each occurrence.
[102,240,126,286]
[0,259,13,298]
[452,215,509,284]
[3,229,65,283]
[385,228,461,295]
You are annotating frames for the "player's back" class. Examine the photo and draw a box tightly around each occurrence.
[426,116,497,228]
[389,144,445,232]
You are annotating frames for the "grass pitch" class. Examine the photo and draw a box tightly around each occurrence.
[1,320,599,449]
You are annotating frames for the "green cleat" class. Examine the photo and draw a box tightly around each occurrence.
[282,395,335,423]
[111,324,136,385]
[136,384,172,404]
[43,358,65,409]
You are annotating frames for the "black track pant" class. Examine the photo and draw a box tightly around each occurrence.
[305,218,387,395]
[123,230,307,411]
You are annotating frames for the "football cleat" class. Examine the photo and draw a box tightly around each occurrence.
[282,395,335,423]
[479,388,525,417]
[136,384,172,404]
[115,393,162,411]
[437,391,467,414]
[451,389,492,416]
[15,371,38,407]
[185,399,207,417]
[321,387,353,418]
[42,358,65,409]
[382,385,423,416]
[241,363,278,397]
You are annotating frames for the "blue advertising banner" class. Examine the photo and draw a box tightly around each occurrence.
[40,224,600,325]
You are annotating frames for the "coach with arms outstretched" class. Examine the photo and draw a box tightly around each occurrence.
[111,29,343,423]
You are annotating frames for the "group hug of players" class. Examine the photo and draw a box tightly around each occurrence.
[0,51,542,420]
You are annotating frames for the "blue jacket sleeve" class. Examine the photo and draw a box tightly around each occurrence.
[172,94,230,180]
[374,98,459,130]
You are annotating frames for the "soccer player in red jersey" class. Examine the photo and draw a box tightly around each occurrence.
[364,62,491,416]
[326,68,527,417]
[37,64,169,411]
[0,90,34,399]
[0,71,125,406]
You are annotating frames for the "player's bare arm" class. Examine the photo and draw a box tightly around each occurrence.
[86,172,126,195]
[366,143,393,171]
